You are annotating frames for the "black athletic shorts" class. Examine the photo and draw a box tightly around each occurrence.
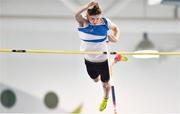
[84,59,110,82]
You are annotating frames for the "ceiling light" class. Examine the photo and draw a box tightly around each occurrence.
[148,0,163,5]
[133,33,160,59]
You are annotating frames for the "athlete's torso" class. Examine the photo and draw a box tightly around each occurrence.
[78,17,110,62]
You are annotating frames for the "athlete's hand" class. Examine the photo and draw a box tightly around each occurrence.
[87,1,98,8]
[107,34,118,42]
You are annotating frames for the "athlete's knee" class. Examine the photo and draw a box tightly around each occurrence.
[103,82,110,88]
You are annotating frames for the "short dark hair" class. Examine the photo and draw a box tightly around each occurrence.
[87,4,102,16]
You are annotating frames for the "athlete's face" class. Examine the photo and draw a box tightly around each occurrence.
[87,14,102,25]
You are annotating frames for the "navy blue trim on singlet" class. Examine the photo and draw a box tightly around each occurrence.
[78,25,108,36]
[81,36,107,43]
[102,17,108,27]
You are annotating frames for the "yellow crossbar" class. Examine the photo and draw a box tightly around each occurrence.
[0,49,180,56]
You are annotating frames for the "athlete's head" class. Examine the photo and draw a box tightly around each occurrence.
[87,4,102,25]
